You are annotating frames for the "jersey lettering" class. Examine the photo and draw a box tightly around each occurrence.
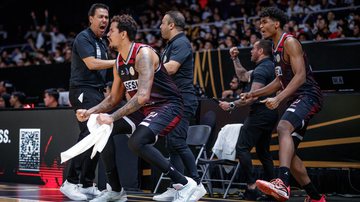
[124,80,138,91]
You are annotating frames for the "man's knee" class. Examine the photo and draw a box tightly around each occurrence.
[277,120,294,136]
[128,125,155,154]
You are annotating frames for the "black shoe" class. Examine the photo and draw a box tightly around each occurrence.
[256,194,277,201]
[243,188,262,201]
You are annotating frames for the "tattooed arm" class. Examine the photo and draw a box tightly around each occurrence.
[76,65,125,122]
[108,47,155,122]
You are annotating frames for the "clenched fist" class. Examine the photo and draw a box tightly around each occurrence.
[76,109,90,122]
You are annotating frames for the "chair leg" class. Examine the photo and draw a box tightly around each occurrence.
[219,165,226,193]
[200,164,214,197]
[153,172,164,193]
[223,163,240,199]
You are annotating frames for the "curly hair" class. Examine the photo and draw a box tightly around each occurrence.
[111,14,138,41]
[260,7,288,29]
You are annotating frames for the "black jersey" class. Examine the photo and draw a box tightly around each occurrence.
[115,42,182,115]
[273,33,323,102]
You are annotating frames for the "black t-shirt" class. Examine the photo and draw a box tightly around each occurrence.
[250,57,276,107]
[161,32,197,116]
[69,28,109,89]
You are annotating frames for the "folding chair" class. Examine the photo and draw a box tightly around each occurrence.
[153,125,212,193]
[198,124,246,198]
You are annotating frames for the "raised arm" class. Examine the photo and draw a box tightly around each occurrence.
[230,47,252,82]
[109,47,155,121]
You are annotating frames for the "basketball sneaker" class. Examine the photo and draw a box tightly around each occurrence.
[304,194,326,202]
[60,180,87,201]
[189,183,207,202]
[172,177,197,202]
[90,184,127,202]
[256,178,290,202]
[153,188,177,201]
[78,183,101,200]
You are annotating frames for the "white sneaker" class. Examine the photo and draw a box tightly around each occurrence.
[189,183,207,202]
[78,184,101,199]
[90,184,127,202]
[153,188,176,201]
[172,177,197,202]
[60,180,87,201]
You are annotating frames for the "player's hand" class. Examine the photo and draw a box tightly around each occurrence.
[96,113,114,125]
[219,101,230,111]
[229,47,239,59]
[240,92,255,100]
[76,109,90,122]
[260,97,280,110]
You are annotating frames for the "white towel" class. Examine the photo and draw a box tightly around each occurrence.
[60,114,113,163]
[212,123,242,173]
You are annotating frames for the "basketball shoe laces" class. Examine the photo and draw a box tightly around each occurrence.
[270,178,290,197]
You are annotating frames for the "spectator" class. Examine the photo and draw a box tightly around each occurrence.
[43,88,59,107]
[221,75,244,99]
[9,91,26,108]
[0,93,11,108]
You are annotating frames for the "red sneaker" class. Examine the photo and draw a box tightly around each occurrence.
[256,178,290,202]
[304,194,326,202]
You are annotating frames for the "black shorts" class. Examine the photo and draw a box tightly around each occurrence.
[140,104,182,136]
[281,95,322,145]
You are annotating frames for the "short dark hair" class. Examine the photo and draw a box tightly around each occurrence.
[12,91,26,103]
[260,7,288,28]
[45,88,59,101]
[257,39,273,56]
[88,3,109,17]
[165,10,186,30]
[111,14,138,41]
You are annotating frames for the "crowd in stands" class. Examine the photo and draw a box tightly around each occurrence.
[0,0,359,69]
[0,0,359,108]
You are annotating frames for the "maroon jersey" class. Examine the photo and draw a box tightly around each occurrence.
[115,42,182,115]
[273,33,323,102]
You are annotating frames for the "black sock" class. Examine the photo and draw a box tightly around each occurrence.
[303,182,321,200]
[279,166,290,187]
[166,165,188,185]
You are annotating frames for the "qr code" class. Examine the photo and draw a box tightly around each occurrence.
[19,129,41,172]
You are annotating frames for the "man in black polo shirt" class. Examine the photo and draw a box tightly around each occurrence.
[219,40,278,201]
[153,11,206,201]
[60,3,115,201]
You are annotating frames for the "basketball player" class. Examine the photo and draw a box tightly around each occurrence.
[77,14,197,202]
[242,7,326,202]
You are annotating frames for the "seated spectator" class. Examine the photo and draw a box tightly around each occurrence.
[0,93,11,108]
[9,91,26,108]
[221,75,243,99]
[43,88,59,107]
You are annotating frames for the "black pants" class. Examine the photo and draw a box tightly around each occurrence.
[66,87,104,187]
[166,110,200,184]
[236,104,278,184]
[99,118,134,191]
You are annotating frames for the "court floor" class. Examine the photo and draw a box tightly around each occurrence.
[0,183,359,201]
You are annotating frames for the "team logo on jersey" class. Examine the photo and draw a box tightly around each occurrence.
[124,79,138,91]
[275,54,281,63]
[120,69,125,75]
[275,66,283,77]
[129,66,135,76]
